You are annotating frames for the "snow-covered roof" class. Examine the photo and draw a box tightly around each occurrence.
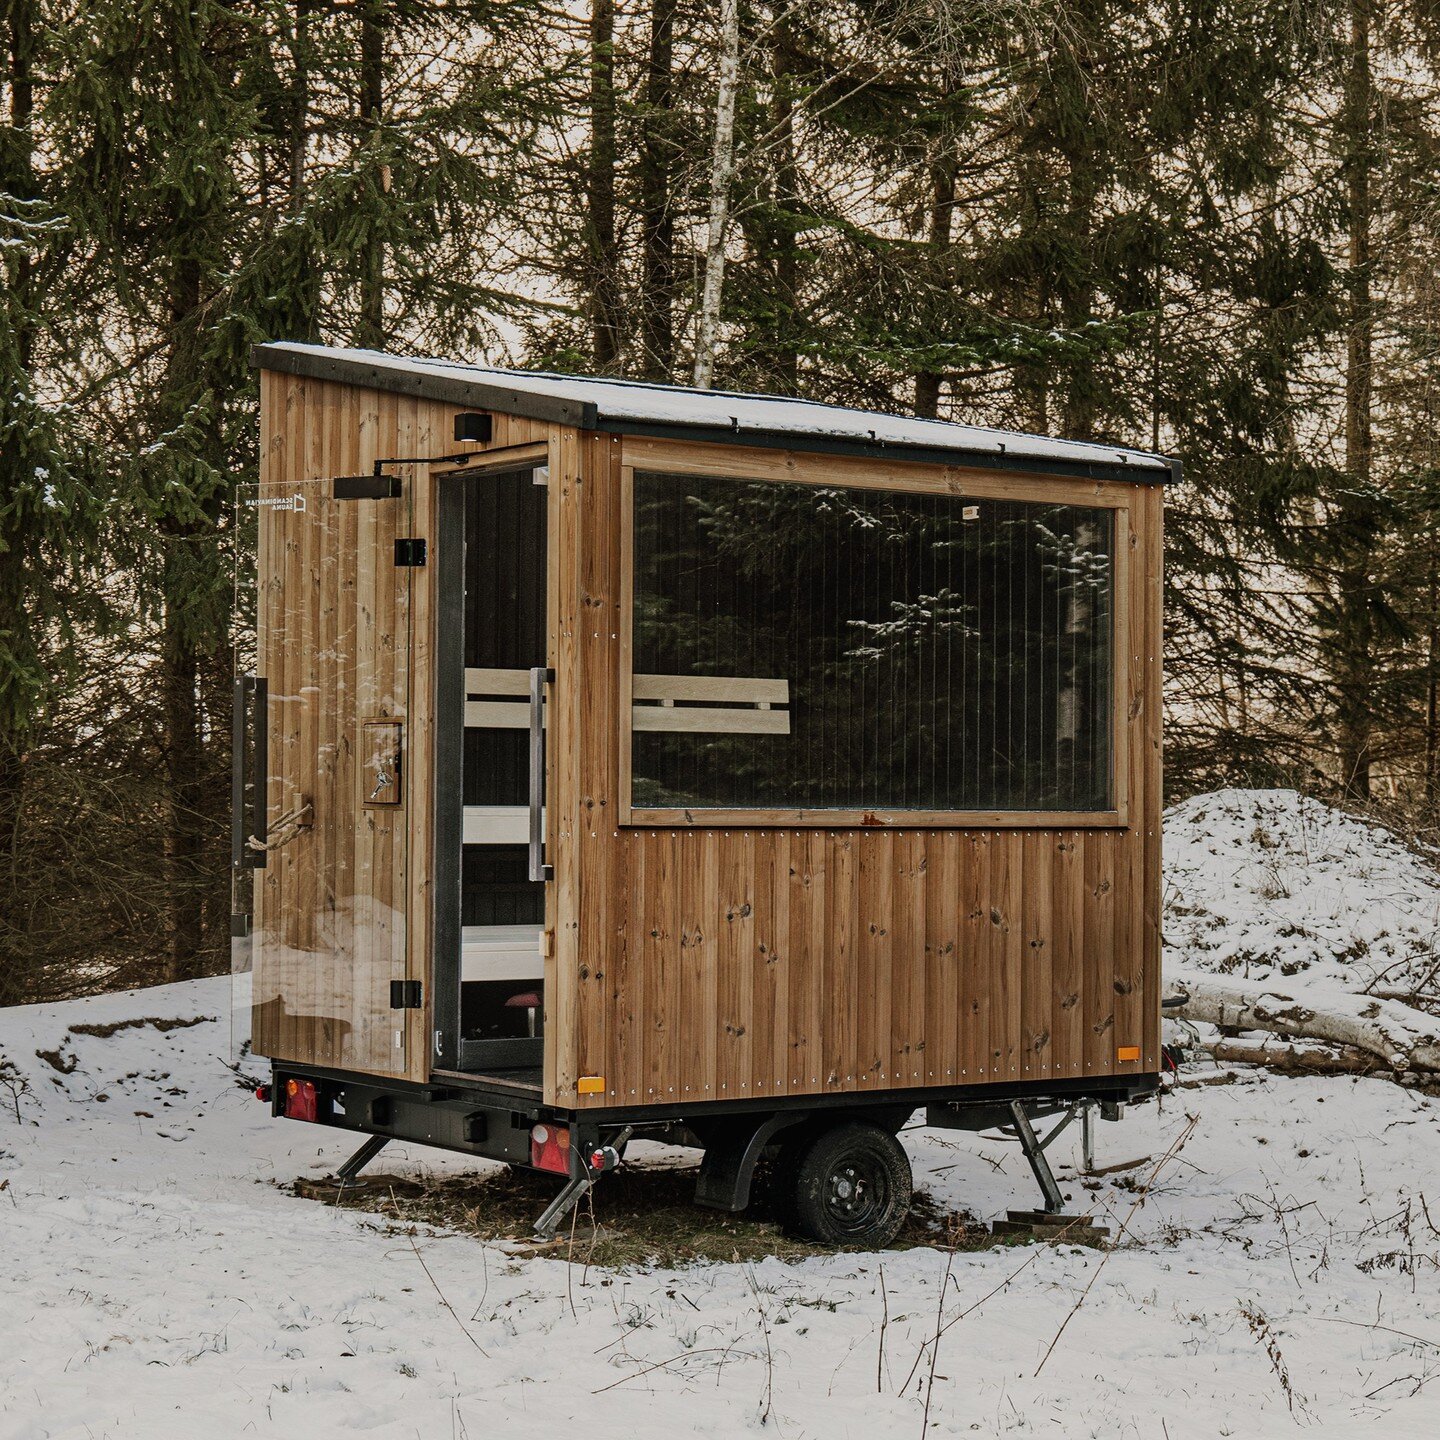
[254,342,1175,484]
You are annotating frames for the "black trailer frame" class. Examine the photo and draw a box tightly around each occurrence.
[265,1060,1159,1238]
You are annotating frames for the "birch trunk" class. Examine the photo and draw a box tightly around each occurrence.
[692,0,740,389]
[357,0,386,349]
[1172,970,1440,1073]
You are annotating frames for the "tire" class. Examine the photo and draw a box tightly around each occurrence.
[787,1120,913,1247]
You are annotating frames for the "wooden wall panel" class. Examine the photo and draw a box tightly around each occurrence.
[553,432,1163,1109]
[256,369,1162,1105]
[252,373,550,1082]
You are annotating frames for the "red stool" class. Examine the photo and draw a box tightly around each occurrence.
[505,991,542,1038]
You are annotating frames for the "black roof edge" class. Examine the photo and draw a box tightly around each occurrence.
[602,418,1172,486]
[252,343,1172,485]
[252,343,599,430]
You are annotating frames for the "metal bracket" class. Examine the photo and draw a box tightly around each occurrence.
[394,537,427,567]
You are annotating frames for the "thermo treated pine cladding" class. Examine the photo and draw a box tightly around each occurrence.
[253,372,550,1084]
[254,367,1162,1109]
[551,435,1162,1110]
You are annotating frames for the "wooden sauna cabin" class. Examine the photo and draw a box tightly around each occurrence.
[232,342,1173,1244]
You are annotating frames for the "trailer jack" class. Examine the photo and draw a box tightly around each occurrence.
[533,1126,632,1240]
[331,1133,391,1190]
[1006,1099,1081,1213]
[980,1101,1109,1245]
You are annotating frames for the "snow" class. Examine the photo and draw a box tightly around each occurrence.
[1164,787,1440,998]
[256,342,1172,474]
[5,791,1440,1437]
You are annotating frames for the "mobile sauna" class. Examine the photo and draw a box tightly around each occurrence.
[232,343,1170,1246]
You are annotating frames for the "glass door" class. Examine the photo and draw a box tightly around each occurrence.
[231,474,413,1075]
[451,464,548,1073]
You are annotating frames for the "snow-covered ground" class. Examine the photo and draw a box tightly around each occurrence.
[3,791,1440,1438]
[1164,787,1440,997]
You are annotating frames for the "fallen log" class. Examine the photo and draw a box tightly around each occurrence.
[1195,1037,1385,1078]
[1170,969,1440,1074]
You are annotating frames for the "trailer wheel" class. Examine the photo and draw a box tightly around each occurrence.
[788,1121,912,1247]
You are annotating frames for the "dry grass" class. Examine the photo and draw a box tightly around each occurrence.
[290,1158,1019,1269]
[67,1015,214,1039]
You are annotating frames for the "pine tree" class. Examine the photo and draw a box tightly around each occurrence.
[0,0,106,983]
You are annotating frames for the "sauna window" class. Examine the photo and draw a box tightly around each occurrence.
[629,471,1115,813]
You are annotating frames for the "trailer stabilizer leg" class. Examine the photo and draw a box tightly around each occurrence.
[332,1134,391,1190]
[533,1175,593,1240]
[1008,1100,1066,1213]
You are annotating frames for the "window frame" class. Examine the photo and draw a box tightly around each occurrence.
[617,437,1132,829]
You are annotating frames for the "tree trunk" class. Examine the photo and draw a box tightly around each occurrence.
[1427,552,1438,802]
[692,0,740,389]
[5,0,34,365]
[1196,1037,1387,1078]
[290,0,311,212]
[587,0,622,369]
[769,17,798,393]
[0,0,37,969]
[1173,971,1440,1073]
[161,241,207,985]
[637,0,675,380]
[357,0,386,348]
[162,598,204,983]
[1335,0,1375,799]
[914,150,956,419]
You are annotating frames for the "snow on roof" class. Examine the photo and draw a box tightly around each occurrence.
[254,342,1174,482]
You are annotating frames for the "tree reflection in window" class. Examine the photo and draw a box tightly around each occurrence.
[631,471,1113,812]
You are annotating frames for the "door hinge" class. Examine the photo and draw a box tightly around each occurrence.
[390,979,423,1009]
[394,537,427,567]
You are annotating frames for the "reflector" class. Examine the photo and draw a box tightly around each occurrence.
[530,1123,570,1174]
[283,1078,319,1123]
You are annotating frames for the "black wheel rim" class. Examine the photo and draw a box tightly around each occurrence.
[823,1151,891,1237]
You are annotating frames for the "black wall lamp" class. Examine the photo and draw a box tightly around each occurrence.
[332,412,495,499]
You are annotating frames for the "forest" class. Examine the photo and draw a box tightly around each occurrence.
[2,0,1438,1004]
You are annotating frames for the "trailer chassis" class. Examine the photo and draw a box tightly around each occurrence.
[267,1062,1158,1242]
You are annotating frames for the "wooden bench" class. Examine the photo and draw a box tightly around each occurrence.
[464,667,791,735]
[461,668,790,845]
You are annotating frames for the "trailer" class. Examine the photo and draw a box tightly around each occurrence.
[231,343,1171,1246]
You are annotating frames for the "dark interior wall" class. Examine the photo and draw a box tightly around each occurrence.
[462,468,546,928]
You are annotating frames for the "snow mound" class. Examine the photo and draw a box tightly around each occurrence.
[1163,787,1440,998]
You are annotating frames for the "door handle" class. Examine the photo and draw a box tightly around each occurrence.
[528,666,554,882]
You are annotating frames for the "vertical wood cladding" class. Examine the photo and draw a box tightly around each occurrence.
[553,436,1162,1109]
[256,369,1161,1108]
[253,372,550,1082]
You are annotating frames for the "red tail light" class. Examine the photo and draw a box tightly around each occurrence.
[254,1084,271,1103]
[283,1078,319,1123]
[530,1123,570,1175]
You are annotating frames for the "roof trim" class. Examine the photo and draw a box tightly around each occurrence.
[253,343,1173,486]
[603,418,1167,485]
[253,343,598,429]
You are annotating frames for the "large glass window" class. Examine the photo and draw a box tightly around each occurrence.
[630,471,1115,813]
